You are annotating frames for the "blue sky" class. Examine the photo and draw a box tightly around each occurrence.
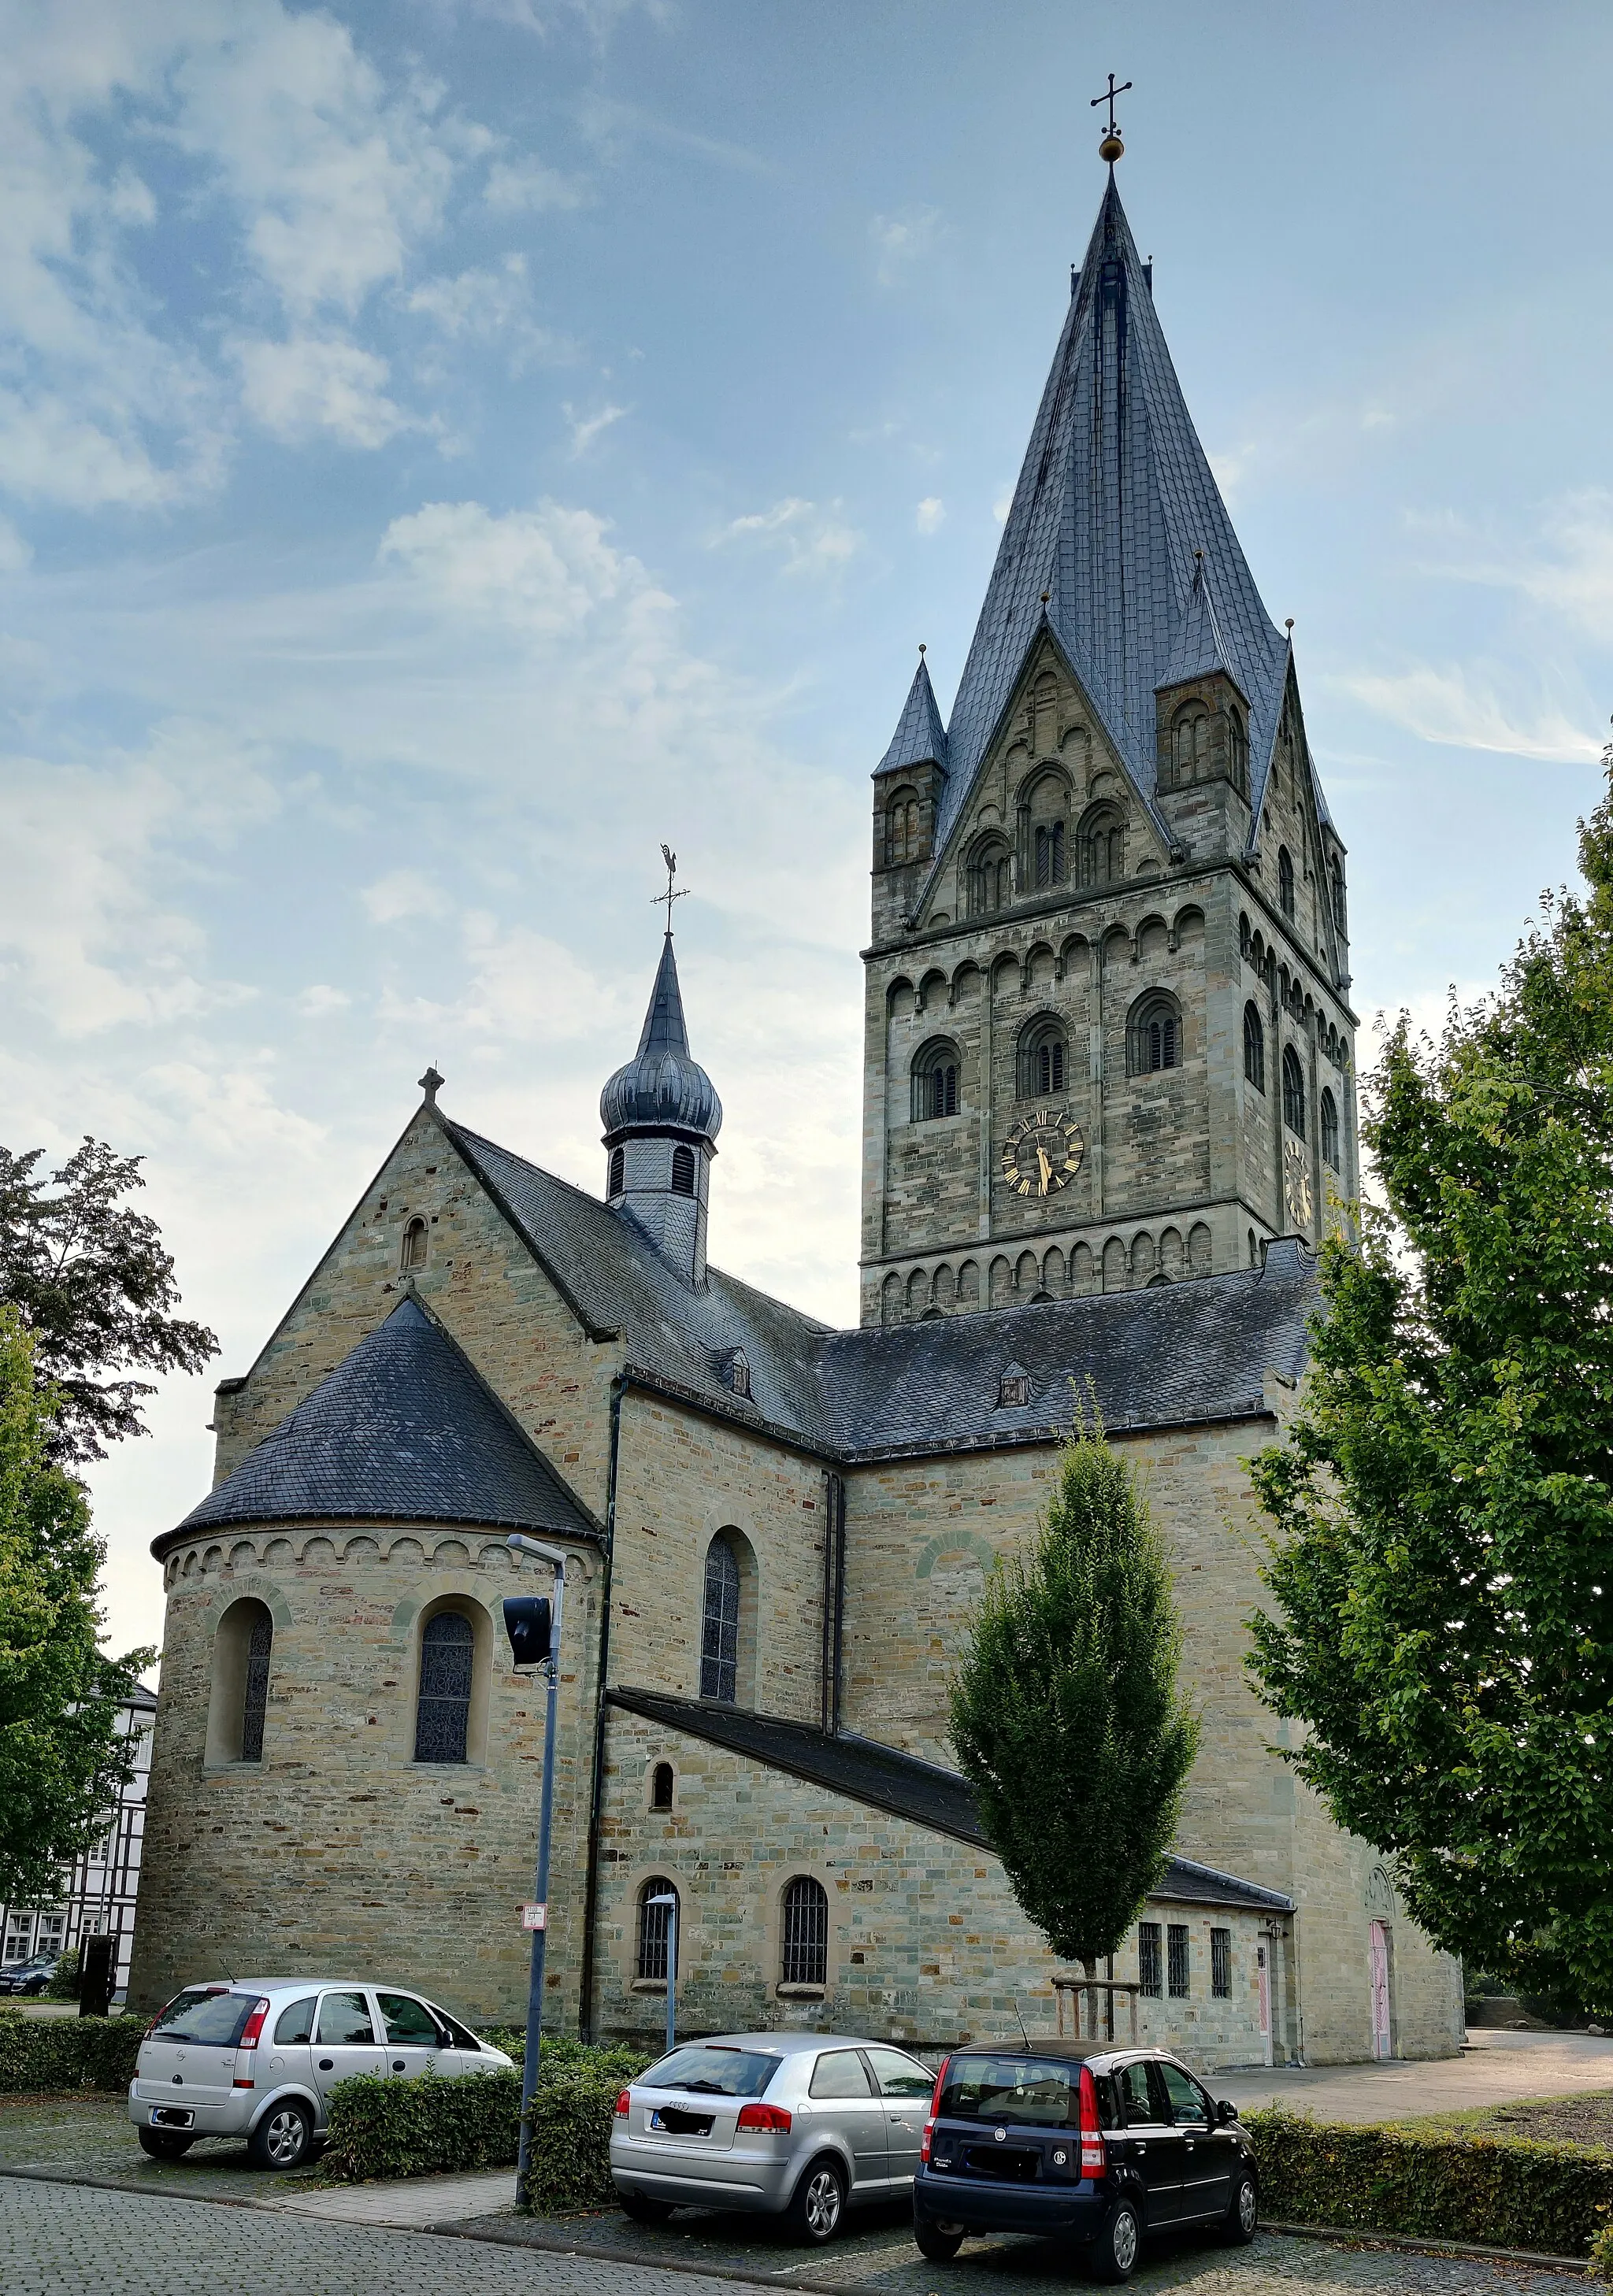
[1,0,1608,1653]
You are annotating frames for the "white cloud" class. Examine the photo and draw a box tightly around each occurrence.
[1337,665,1604,764]
[992,484,1014,525]
[296,983,351,1017]
[362,870,451,926]
[0,514,32,571]
[1418,491,1613,645]
[564,401,628,458]
[233,334,407,448]
[715,497,862,579]
[377,498,643,636]
[870,205,942,285]
[484,156,588,213]
[915,496,944,535]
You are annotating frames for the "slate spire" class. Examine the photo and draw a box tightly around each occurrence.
[876,650,949,777]
[600,930,721,1288]
[1159,553,1244,696]
[600,933,722,1144]
[935,173,1303,846]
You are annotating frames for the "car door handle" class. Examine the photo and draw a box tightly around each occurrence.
[392,2059,406,2071]
[317,2059,333,2071]
[1185,2139,1196,2152]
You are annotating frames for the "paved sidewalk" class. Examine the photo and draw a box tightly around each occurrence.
[1215,2028,1613,2123]
[258,2165,517,2228]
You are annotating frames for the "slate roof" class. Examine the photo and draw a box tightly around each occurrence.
[929,176,1314,870]
[453,1119,1313,1451]
[600,932,722,1143]
[875,655,949,778]
[439,1113,1316,1460]
[160,1297,596,1553]
[608,1687,1293,1914]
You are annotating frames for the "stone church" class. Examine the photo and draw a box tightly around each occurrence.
[132,176,1463,2068]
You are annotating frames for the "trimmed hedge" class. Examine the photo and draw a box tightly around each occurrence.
[1247,2107,1613,2257]
[0,2010,146,2094]
[323,2039,651,2201]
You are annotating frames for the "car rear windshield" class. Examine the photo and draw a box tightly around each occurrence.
[937,2053,1082,2128]
[146,1990,258,2048]
[639,2045,781,2098]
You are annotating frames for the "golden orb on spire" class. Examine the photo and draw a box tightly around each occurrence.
[1098,129,1124,163]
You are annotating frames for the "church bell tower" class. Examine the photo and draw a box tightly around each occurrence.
[860,157,1358,1328]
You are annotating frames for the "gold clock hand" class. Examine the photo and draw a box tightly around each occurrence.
[1036,1146,1051,1192]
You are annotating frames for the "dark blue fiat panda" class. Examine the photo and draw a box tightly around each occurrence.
[911,2043,1257,2281]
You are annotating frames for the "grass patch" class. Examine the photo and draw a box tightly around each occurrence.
[1389,2088,1613,2156]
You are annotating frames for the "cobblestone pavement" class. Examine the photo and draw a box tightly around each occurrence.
[0,2094,317,2202]
[2,2177,1584,2296]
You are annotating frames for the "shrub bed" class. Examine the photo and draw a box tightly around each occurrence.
[0,2010,146,2094]
[1247,2108,1613,2257]
[323,2039,651,2198]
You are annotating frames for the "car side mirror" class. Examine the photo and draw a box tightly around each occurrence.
[1216,2097,1238,2125]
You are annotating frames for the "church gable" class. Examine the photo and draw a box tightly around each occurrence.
[210,1098,622,1520]
[914,633,1170,937]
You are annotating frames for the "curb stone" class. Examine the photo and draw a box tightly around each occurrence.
[1264,2220,1585,2273]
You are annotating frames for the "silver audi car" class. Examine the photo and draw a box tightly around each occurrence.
[128,1979,514,2169]
[610,2031,936,2243]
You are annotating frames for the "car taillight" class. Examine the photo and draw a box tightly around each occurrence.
[1077,2064,1107,2177]
[735,2102,792,2133]
[920,2054,950,2166]
[238,1998,272,2050]
[614,2089,631,2117]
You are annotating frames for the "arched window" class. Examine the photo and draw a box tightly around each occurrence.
[1282,1047,1307,1139]
[240,1609,273,1763]
[1079,805,1125,887]
[781,1876,829,1987]
[1129,993,1181,1076]
[1034,820,1066,887]
[967,836,1011,917]
[1320,1088,1340,1172]
[608,1146,625,1198]
[414,1611,474,1763]
[885,790,921,868]
[1173,704,1209,786]
[1228,706,1248,792]
[651,1761,674,1812]
[637,1876,678,1981]
[1018,1019,1066,1100]
[1277,846,1296,920]
[1243,1002,1265,1092]
[1329,857,1347,933]
[699,1536,741,1703]
[911,1039,959,1122]
[401,1217,428,1271]
[670,1143,696,1197]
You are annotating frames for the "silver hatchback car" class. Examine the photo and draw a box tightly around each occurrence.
[610,2031,936,2243]
[128,1979,514,2169]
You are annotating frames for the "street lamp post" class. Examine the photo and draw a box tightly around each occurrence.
[646,1890,678,2056]
[503,1533,567,2209]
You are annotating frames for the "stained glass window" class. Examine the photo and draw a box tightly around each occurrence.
[699,1539,740,1703]
[240,1612,273,1763]
[414,1611,474,1762]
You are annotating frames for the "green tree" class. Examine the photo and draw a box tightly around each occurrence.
[1248,750,1613,2013]
[0,1307,153,1905]
[949,1414,1200,1984]
[0,1136,217,1465]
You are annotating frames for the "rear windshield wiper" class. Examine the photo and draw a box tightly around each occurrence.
[679,2080,729,2094]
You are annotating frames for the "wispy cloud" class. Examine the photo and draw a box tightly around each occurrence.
[870,205,942,286]
[915,497,944,535]
[564,401,629,458]
[1413,491,1613,644]
[484,156,590,213]
[233,334,410,448]
[714,497,862,579]
[1336,664,1604,764]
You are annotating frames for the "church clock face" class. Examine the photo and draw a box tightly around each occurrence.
[1284,1135,1313,1228]
[1001,1108,1085,1199]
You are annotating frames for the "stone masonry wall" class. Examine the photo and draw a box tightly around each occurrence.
[597,1708,1281,2075]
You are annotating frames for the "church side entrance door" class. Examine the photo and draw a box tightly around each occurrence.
[1369,1922,1393,2059]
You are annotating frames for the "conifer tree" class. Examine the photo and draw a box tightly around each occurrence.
[1249,746,1613,2012]
[949,1415,1200,1986]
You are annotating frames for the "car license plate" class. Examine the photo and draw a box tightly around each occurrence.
[649,2109,666,2130]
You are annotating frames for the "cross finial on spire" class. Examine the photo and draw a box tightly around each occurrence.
[1090,72,1131,162]
[418,1065,445,1105]
[654,843,690,937]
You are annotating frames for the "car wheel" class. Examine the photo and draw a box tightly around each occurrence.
[914,2214,965,2262]
[136,2128,194,2160]
[785,2156,847,2245]
[618,2190,676,2225]
[248,2100,313,2171]
[1222,2171,1258,2245]
[1086,2198,1141,2283]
